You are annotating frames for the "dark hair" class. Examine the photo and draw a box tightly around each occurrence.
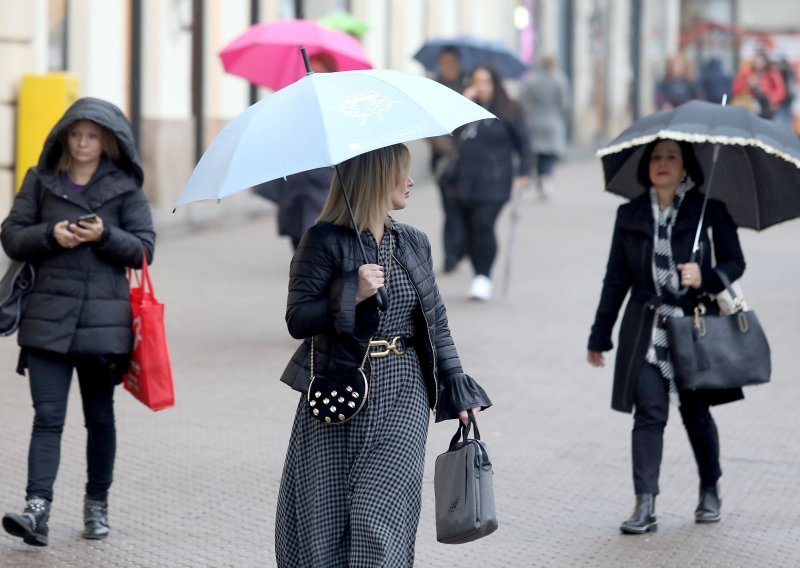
[468,64,521,125]
[636,138,704,190]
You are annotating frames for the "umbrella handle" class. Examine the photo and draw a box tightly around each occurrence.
[301,47,313,75]
[335,165,387,312]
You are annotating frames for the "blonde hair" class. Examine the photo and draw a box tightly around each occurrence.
[317,144,410,232]
[56,120,121,173]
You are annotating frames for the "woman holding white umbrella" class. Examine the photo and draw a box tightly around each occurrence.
[275,144,491,566]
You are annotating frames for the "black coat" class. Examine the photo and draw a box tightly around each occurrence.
[255,168,332,242]
[1,98,155,356]
[452,115,531,203]
[279,220,492,422]
[588,189,745,413]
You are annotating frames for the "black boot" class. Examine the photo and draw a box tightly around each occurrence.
[695,484,721,523]
[2,497,50,546]
[82,497,109,540]
[620,494,657,534]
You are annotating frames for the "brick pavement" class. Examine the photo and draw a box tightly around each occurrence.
[1,156,799,567]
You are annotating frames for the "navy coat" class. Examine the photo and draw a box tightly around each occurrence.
[588,189,745,413]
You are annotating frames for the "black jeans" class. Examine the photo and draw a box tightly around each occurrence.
[450,199,505,277]
[25,349,117,502]
[632,363,721,495]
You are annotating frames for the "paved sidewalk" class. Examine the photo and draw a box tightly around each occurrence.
[1,158,798,567]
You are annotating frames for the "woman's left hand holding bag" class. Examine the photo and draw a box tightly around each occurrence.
[459,406,481,425]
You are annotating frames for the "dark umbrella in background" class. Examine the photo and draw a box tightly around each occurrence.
[598,100,800,231]
[413,35,527,79]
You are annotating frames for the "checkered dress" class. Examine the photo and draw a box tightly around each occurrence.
[276,230,430,568]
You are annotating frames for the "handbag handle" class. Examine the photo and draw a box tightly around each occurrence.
[127,252,155,298]
[714,268,744,312]
[448,409,481,450]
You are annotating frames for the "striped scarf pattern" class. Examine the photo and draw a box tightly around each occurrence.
[645,178,694,406]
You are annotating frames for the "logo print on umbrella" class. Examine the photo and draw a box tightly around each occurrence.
[338,90,402,127]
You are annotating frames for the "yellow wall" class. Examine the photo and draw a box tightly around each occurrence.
[15,73,79,190]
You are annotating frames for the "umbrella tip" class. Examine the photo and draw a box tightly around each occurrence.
[301,47,313,75]
[172,208,176,214]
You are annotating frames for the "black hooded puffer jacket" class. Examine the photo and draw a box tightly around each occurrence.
[1,97,155,355]
[279,220,492,422]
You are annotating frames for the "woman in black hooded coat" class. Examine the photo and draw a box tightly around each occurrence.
[1,97,155,546]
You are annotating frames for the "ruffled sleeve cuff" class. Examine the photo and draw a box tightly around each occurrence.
[435,372,492,422]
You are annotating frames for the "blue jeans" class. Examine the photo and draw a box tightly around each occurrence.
[25,349,118,502]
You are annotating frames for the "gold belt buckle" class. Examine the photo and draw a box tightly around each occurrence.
[369,336,406,358]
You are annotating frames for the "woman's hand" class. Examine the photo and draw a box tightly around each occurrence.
[677,262,702,289]
[458,406,481,425]
[356,263,384,304]
[587,350,605,367]
[69,216,105,244]
[513,175,531,188]
[53,220,82,249]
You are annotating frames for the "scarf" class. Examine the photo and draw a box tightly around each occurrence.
[645,177,694,407]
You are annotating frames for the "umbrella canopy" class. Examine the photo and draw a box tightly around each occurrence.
[597,100,800,230]
[219,19,372,91]
[175,68,495,209]
[317,12,369,38]
[413,35,527,79]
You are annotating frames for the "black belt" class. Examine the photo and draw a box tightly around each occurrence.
[368,336,412,357]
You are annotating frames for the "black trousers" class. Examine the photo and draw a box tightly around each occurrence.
[449,199,505,277]
[25,349,117,502]
[632,363,721,495]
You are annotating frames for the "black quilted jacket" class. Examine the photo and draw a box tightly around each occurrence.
[279,219,492,422]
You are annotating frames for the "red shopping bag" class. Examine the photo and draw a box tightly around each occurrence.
[123,255,174,411]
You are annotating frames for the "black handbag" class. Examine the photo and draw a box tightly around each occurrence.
[434,153,459,187]
[666,270,771,391]
[307,337,369,424]
[434,410,498,544]
[0,259,35,337]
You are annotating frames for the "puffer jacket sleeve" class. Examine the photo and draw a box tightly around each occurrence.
[417,233,492,422]
[1,168,59,262]
[286,225,379,341]
[93,188,155,268]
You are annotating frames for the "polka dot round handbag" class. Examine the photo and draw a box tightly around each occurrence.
[307,338,369,424]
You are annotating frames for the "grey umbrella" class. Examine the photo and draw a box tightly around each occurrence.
[597,100,800,231]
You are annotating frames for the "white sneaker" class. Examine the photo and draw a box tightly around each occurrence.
[469,275,492,301]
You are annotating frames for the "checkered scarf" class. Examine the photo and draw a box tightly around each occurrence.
[645,177,694,406]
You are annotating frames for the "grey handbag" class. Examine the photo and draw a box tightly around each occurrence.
[666,269,771,391]
[434,410,498,544]
[0,259,34,337]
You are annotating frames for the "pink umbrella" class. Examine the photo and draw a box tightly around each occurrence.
[219,19,373,91]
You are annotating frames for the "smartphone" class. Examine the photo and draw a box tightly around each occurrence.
[76,214,98,226]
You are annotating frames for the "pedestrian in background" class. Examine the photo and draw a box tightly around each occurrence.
[253,53,337,250]
[1,98,155,546]
[451,64,531,300]
[732,51,786,119]
[275,144,491,566]
[587,138,745,534]
[699,57,732,105]
[427,46,467,273]
[654,53,703,111]
[518,54,571,200]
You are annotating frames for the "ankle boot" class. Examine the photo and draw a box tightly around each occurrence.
[695,484,721,523]
[2,497,50,546]
[82,497,109,540]
[620,493,657,534]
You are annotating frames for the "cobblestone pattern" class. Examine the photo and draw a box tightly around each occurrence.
[1,159,798,567]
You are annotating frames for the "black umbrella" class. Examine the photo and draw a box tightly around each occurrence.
[597,100,800,231]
